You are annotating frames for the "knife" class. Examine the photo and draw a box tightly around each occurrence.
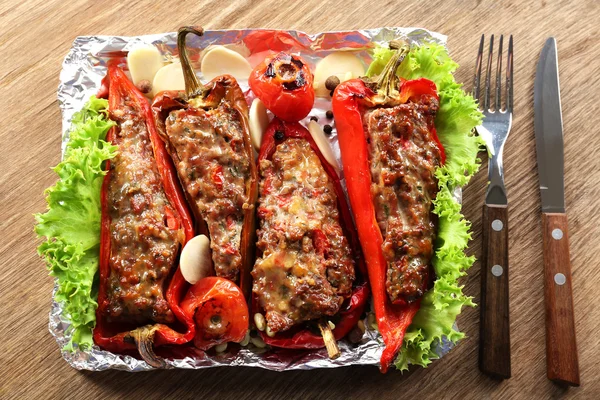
[534,37,580,387]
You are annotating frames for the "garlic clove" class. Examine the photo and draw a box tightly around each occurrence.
[224,43,251,58]
[201,45,252,82]
[307,120,339,172]
[179,234,212,285]
[313,52,365,97]
[127,45,164,95]
[200,43,251,64]
[152,61,186,96]
[249,98,269,151]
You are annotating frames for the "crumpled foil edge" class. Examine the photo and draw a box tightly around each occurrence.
[51,26,458,372]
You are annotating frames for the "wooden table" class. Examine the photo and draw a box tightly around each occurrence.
[2,0,599,398]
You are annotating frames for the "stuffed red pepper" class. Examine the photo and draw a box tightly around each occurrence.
[252,119,368,356]
[152,27,258,294]
[94,61,195,367]
[332,41,445,371]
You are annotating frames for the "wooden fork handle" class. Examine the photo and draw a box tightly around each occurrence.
[479,204,511,379]
[542,213,580,386]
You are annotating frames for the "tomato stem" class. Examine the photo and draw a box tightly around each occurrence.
[130,325,166,368]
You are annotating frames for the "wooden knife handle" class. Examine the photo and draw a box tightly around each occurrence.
[479,204,511,379]
[542,213,580,386]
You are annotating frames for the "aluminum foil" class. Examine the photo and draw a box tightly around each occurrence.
[52,27,455,372]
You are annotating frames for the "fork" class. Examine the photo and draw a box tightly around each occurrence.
[473,34,514,380]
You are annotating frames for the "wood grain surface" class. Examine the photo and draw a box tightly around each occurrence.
[1,0,599,398]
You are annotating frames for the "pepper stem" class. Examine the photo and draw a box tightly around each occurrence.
[177,26,208,99]
[375,40,410,98]
[318,320,341,360]
[131,325,166,368]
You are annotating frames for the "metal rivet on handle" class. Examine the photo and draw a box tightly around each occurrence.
[491,265,503,277]
[492,219,503,231]
[552,228,563,240]
[554,273,566,285]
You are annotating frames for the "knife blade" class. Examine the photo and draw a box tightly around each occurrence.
[534,37,580,387]
[535,38,565,213]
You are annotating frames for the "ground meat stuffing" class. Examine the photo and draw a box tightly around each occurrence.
[165,100,250,282]
[364,95,442,304]
[253,139,355,333]
[104,101,184,324]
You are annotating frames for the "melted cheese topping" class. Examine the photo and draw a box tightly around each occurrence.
[165,101,250,282]
[104,102,183,324]
[253,139,355,333]
[365,96,442,304]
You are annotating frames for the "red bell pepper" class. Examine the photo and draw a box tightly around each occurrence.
[181,277,249,350]
[152,27,258,296]
[332,44,444,372]
[94,61,196,367]
[254,118,369,349]
[249,52,315,122]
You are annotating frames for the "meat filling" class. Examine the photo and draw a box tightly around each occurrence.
[104,102,184,324]
[365,95,442,304]
[253,139,355,333]
[165,101,250,282]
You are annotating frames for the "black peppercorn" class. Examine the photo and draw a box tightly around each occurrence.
[323,125,333,135]
[325,110,334,119]
[325,75,340,90]
[136,79,152,94]
[274,130,285,140]
[310,116,318,122]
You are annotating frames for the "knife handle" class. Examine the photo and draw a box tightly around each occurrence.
[479,204,511,379]
[542,213,580,386]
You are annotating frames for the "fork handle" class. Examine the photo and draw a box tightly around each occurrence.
[479,204,511,379]
[542,213,580,386]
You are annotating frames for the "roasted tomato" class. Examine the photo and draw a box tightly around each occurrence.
[249,52,314,121]
[181,277,249,350]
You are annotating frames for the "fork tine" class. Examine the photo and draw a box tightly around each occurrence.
[495,35,504,111]
[506,35,514,112]
[483,35,494,110]
[473,34,484,101]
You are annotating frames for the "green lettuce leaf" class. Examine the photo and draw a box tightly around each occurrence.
[35,96,116,351]
[366,42,485,371]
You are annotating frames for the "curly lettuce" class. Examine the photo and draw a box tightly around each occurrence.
[366,42,485,370]
[35,97,116,351]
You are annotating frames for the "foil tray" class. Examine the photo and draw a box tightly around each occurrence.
[52,27,454,372]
